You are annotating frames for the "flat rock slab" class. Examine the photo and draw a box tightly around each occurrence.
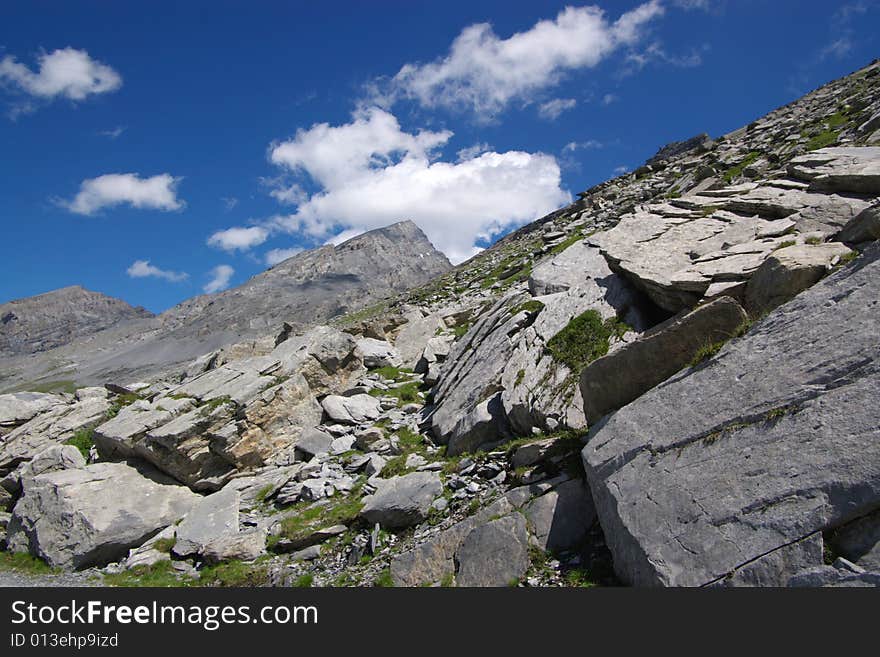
[321,394,382,425]
[454,514,530,587]
[0,392,67,428]
[360,471,442,530]
[744,243,853,315]
[7,461,199,570]
[580,297,748,424]
[582,243,880,586]
[173,487,240,557]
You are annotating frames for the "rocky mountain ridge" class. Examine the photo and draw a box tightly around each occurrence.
[0,285,152,358]
[0,220,450,392]
[1,60,879,588]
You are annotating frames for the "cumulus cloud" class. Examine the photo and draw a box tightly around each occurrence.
[126,260,188,283]
[204,265,235,294]
[375,2,664,119]
[0,48,121,102]
[207,226,268,252]
[62,173,184,215]
[265,247,304,266]
[538,98,577,120]
[601,93,619,105]
[258,107,568,264]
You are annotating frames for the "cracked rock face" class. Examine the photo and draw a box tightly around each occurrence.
[589,147,878,314]
[582,243,880,587]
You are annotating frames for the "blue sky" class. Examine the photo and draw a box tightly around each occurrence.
[1,0,877,313]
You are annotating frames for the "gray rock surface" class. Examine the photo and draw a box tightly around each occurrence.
[355,338,401,369]
[360,471,442,529]
[7,461,199,569]
[744,243,853,315]
[837,202,880,243]
[580,297,749,424]
[454,514,530,587]
[173,487,240,557]
[321,394,382,425]
[523,478,596,552]
[582,244,880,586]
[0,285,152,357]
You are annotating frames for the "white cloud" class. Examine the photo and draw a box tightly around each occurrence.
[265,247,304,266]
[207,226,269,252]
[261,107,569,264]
[538,98,577,120]
[62,173,184,215]
[377,1,664,119]
[456,142,492,162]
[221,196,239,211]
[601,93,619,105]
[126,260,188,283]
[204,265,234,294]
[563,140,603,152]
[99,126,125,139]
[269,183,309,205]
[0,48,121,101]
[614,165,631,175]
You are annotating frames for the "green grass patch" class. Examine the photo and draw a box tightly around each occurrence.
[104,561,189,587]
[0,551,58,575]
[152,538,176,554]
[199,560,270,587]
[723,151,761,183]
[688,341,726,368]
[292,573,314,587]
[272,481,366,546]
[373,568,394,587]
[201,395,233,413]
[546,310,621,372]
[65,427,95,460]
[564,567,599,588]
[510,300,545,317]
[773,239,797,251]
[805,129,839,151]
[547,231,584,257]
[255,484,275,504]
[453,323,472,339]
[369,381,422,406]
[805,236,823,245]
[370,366,413,382]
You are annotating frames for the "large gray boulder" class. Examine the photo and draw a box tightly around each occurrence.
[582,244,880,586]
[7,461,199,569]
[454,514,530,587]
[788,146,880,195]
[579,297,749,424]
[360,471,442,530]
[0,394,109,470]
[523,478,596,552]
[0,392,67,429]
[431,241,651,454]
[744,243,853,315]
[836,202,880,244]
[355,338,401,369]
[321,394,382,425]
[173,487,240,557]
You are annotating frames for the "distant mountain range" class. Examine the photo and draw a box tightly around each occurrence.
[0,220,451,390]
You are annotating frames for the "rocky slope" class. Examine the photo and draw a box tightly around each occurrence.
[0,286,152,357]
[1,61,878,588]
[0,221,451,392]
